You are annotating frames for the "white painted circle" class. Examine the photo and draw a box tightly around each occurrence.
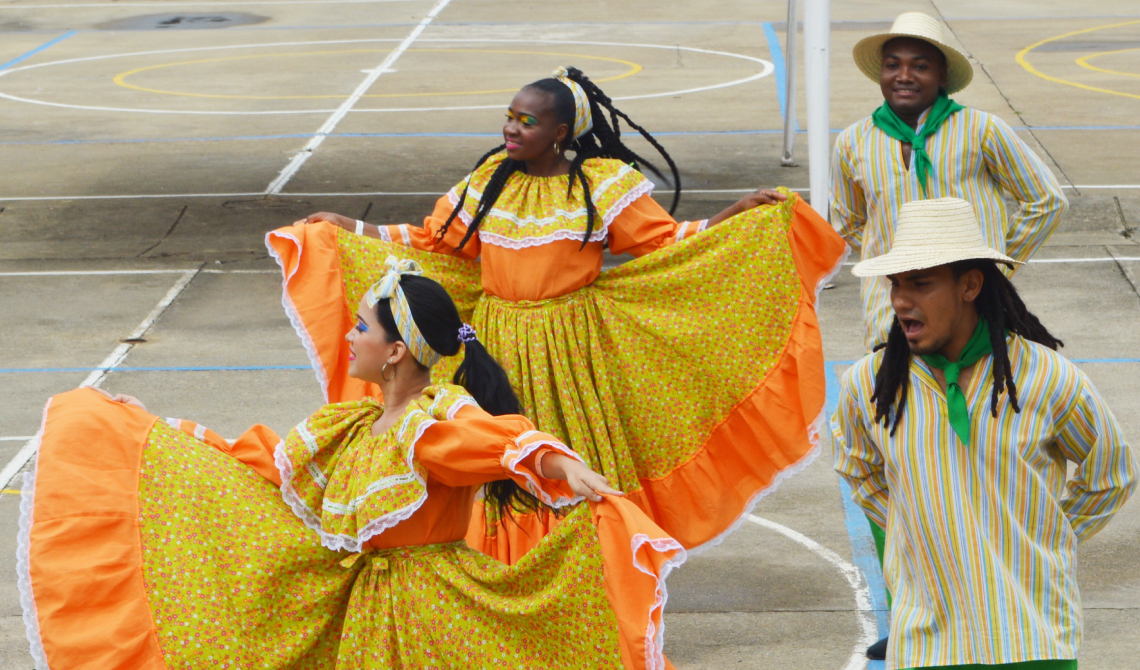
[0,38,773,115]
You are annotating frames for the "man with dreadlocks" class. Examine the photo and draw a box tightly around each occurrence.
[274,65,847,563]
[833,197,1136,670]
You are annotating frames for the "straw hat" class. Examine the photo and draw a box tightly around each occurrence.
[852,198,1019,277]
[853,12,973,94]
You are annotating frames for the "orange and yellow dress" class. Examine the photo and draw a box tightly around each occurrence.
[19,384,684,669]
[267,153,848,559]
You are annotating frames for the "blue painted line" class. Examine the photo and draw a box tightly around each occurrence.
[0,365,311,374]
[762,21,798,132]
[0,30,76,72]
[826,362,891,648]
[5,125,1136,148]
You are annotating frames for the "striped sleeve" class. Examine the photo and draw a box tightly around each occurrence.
[830,128,867,253]
[1052,372,1138,543]
[981,115,1068,265]
[832,361,889,528]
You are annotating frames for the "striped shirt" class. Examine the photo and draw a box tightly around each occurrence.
[833,336,1136,670]
[832,107,1069,348]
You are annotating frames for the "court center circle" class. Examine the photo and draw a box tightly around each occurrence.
[0,38,774,115]
[112,48,643,100]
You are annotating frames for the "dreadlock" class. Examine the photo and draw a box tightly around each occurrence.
[437,66,682,251]
[870,259,1063,436]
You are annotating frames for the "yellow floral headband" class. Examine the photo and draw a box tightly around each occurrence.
[364,256,442,368]
[552,66,593,141]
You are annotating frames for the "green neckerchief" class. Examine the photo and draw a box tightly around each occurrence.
[871,89,964,197]
[920,319,993,446]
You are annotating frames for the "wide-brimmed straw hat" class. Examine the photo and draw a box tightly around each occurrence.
[852,198,1019,277]
[853,12,973,94]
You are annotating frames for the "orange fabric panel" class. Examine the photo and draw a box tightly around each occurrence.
[636,196,847,549]
[30,388,166,670]
[464,502,564,566]
[382,194,482,260]
[607,194,695,257]
[226,424,284,486]
[589,495,685,670]
[267,221,377,403]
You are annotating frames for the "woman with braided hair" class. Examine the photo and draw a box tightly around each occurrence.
[272,66,848,561]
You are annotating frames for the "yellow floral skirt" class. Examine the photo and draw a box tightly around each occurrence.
[19,389,678,670]
[267,192,846,554]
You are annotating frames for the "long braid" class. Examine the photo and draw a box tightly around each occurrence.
[442,67,682,252]
[436,143,511,243]
[871,319,912,435]
[871,260,1063,433]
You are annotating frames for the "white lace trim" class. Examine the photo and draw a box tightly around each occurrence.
[17,398,51,670]
[266,229,331,403]
[445,170,655,250]
[377,226,393,243]
[275,415,434,553]
[629,533,687,670]
[501,434,585,509]
[815,242,850,308]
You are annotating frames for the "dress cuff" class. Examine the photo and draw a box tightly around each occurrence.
[502,431,584,509]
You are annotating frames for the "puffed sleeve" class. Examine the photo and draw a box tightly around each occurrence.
[377,192,481,260]
[417,403,585,508]
[607,193,707,257]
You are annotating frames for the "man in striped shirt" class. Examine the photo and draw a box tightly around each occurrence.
[833,198,1136,670]
[832,12,1068,350]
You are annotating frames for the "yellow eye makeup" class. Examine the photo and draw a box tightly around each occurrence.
[506,109,539,127]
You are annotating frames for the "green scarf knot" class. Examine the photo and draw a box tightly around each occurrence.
[920,319,993,446]
[871,89,964,197]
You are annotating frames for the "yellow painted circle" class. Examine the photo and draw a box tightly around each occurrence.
[112,49,642,100]
[1015,19,1140,101]
[1076,47,1140,80]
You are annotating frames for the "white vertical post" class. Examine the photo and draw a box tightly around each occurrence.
[803,0,830,220]
[780,0,798,166]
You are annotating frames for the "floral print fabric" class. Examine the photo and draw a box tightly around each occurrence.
[136,413,627,669]
[279,385,476,552]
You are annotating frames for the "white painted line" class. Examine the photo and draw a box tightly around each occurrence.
[748,515,875,670]
[0,38,772,116]
[0,439,39,492]
[5,185,1140,202]
[0,268,279,276]
[0,269,201,489]
[80,269,201,388]
[0,437,35,442]
[265,0,453,194]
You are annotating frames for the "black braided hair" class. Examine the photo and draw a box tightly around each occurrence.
[437,66,682,251]
[870,260,1063,435]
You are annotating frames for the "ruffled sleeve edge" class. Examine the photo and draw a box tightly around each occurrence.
[501,431,585,509]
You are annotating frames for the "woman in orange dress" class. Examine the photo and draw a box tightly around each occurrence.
[271,67,848,561]
[18,260,684,670]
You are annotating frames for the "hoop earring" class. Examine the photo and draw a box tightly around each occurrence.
[381,362,396,381]
[553,141,560,154]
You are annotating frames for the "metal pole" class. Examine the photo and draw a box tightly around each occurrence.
[803,0,830,220]
[780,0,798,167]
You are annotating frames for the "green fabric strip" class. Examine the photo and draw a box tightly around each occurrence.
[866,514,892,608]
[901,661,1076,670]
[920,319,993,446]
[871,89,964,196]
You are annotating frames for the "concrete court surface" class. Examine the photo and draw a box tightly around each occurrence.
[1,0,1139,667]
